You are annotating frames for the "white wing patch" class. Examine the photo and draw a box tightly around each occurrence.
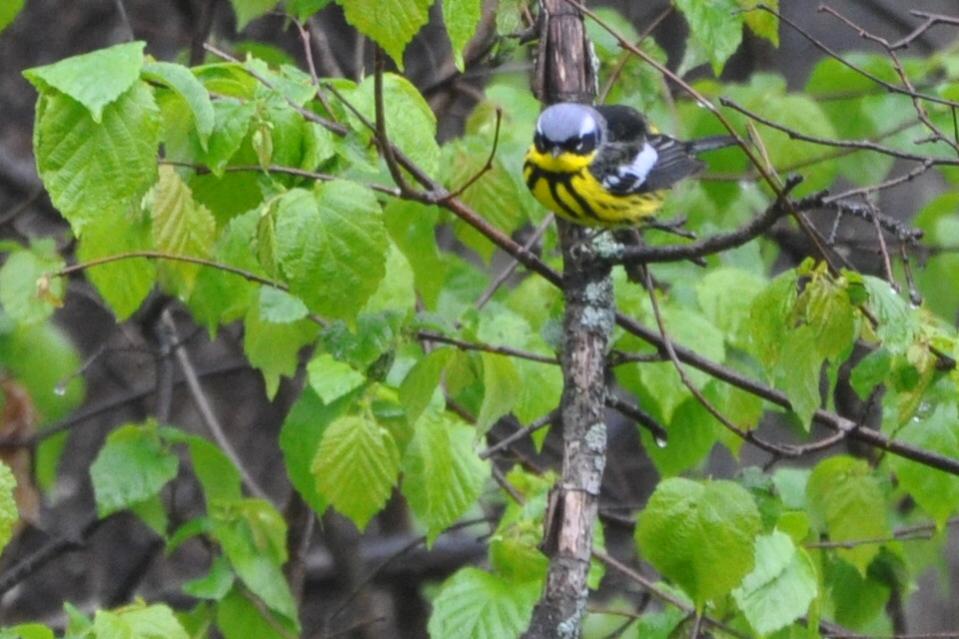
[602,142,659,191]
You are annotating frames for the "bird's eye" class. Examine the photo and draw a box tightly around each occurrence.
[534,132,547,153]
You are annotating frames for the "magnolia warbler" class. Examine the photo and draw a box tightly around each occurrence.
[523,103,735,227]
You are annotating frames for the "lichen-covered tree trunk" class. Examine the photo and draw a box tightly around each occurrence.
[523,2,610,637]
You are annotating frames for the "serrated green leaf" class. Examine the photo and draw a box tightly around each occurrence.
[307,353,367,404]
[336,0,431,69]
[24,41,145,121]
[277,181,388,320]
[229,0,279,29]
[739,0,779,46]
[76,206,156,321]
[402,411,489,544]
[862,276,918,354]
[90,423,179,518]
[258,287,308,323]
[732,531,818,636]
[312,414,400,530]
[351,73,439,175]
[362,241,416,315]
[642,394,719,477]
[0,462,17,555]
[476,353,519,433]
[211,498,297,623]
[888,403,959,526]
[0,0,24,33]
[675,0,743,76]
[143,61,215,149]
[636,477,761,608]
[280,387,355,514]
[807,456,889,574]
[427,567,540,639]
[34,81,160,234]
[93,602,189,639]
[202,100,256,175]
[243,293,318,398]
[384,200,446,309]
[0,249,64,326]
[443,0,482,70]
[149,165,216,297]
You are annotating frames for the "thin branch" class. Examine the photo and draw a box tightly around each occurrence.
[891,10,959,49]
[479,411,559,460]
[112,0,135,41]
[416,330,558,365]
[161,311,271,502]
[441,108,503,202]
[54,250,283,289]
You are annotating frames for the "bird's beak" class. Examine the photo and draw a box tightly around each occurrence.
[550,147,561,158]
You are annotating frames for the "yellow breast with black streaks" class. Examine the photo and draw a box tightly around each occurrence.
[523,146,666,227]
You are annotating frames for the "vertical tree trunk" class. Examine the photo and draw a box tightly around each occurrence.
[524,2,609,638]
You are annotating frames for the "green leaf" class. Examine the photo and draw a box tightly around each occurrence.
[0,462,17,555]
[862,276,918,354]
[850,348,892,400]
[476,353,520,433]
[362,241,416,315]
[0,1,23,33]
[216,587,294,639]
[307,353,367,404]
[888,403,959,527]
[34,81,160,234]
[243,293,318,398]
[1,624,54,639]
[732,531,818,636]
[312,414,400,530]
[90,423,179,518]
[384,200,446,309]
[142,61,215,149]
[636,477,761,608]
[0,248,64,325]
[351,73,440,175]
[210,498,297,622]
[201,100,256,175]
[24,41,145,121]
[277,181,388,320]
[336,0,431,69]
[183,555,235,600]
[188,210,262,334]
[443,0,482,70]
[280,387,355,514]
[427,567,540,639]
[642,394,719,477]
[402,411,489,544]
[93,602,189,639]
[776,325,823,429]
[739,0,779,46]
[258,287,308,323]
[149,166,217,297]
[76,206,156,321]
[399,347,452,426]
[186,436,243,506]
[696,267,767,350]
[285,0,333,21]
[229,0,279,29]
[674,0,743,75]
[807,456,889,574]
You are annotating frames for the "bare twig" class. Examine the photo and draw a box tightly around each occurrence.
[416,330,558,365]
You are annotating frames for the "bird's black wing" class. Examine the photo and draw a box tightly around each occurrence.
[642,134,704,191]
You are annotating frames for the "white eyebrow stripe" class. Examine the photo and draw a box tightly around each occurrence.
[578,116,597,138]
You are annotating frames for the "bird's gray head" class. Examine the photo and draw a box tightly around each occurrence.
[534,103,604,157]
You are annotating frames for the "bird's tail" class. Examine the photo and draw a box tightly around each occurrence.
[686,135,737,154]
